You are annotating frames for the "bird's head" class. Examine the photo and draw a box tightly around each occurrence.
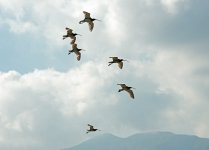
[65,27,70,30]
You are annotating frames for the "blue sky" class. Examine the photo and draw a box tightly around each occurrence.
[0,0,209,150]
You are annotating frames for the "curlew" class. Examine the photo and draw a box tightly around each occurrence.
[117,84,135,99]
[63,27,81,44]
[68,43,85,61]
[86,124,101,134]
[108,57,128,69]
[79,11,101,32]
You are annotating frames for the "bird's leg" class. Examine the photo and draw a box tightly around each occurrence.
[63,35,68,40]
[118,89,123,92]
[68,50,73,55]
[86,130,90,134]
[108,62,113,66]
[79,20,85,24]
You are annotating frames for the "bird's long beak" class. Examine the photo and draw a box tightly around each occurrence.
[95,19,102,22]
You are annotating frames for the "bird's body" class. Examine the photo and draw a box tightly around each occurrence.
[117,84,135,99]
[79,11,101,32]
[63,27,81,44]
[86,124,100,133]
[68,43,84,61]
[108,57,128,69]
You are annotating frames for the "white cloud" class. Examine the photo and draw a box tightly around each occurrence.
[0,61,120,150]
[0,49,209,149]
[161,0,188,14]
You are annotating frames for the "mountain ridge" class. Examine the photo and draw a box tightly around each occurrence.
[62,131,209,150]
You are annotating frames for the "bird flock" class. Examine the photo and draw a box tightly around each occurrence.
[63,11,135,134]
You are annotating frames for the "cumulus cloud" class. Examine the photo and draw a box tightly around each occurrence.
[1,48,209,149]
[0,61,119,150]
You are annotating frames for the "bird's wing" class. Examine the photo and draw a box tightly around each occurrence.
[109,57,118,61]
[75,51,81,61]
[118,84,127,88]
[70,36,76,44]
[88,124,94,130]
[127,89,134,99]
[88,21,94,32]
[83,11,91,18]
[67,29,73,35]
[74,50,81,56]
[118,62,123,69]
[72,43,77,49]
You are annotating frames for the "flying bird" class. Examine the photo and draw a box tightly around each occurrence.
[108,57,128,69]
[86,124,101,134]
[117,84,135,99]
[63,27,81,44]
[68,43,85,61]
[79,11,101,32]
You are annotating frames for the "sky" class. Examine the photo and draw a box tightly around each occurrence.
[0,0,209,150]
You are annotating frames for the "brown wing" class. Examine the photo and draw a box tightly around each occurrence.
[88,21,94,32]
[72,43,77,49]
[127,89,134,99]
[118,62,123,69]
[118,84,127,88]
[67,29,73,35]
[88,124,94,130]
[75,51,81,61]
[83,11,91,18]
[109,57,118,61]
[70,36,76,44]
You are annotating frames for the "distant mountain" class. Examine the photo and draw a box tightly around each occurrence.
[62,132,209,150]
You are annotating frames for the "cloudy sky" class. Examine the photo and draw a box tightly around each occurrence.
[0,0,209,149]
